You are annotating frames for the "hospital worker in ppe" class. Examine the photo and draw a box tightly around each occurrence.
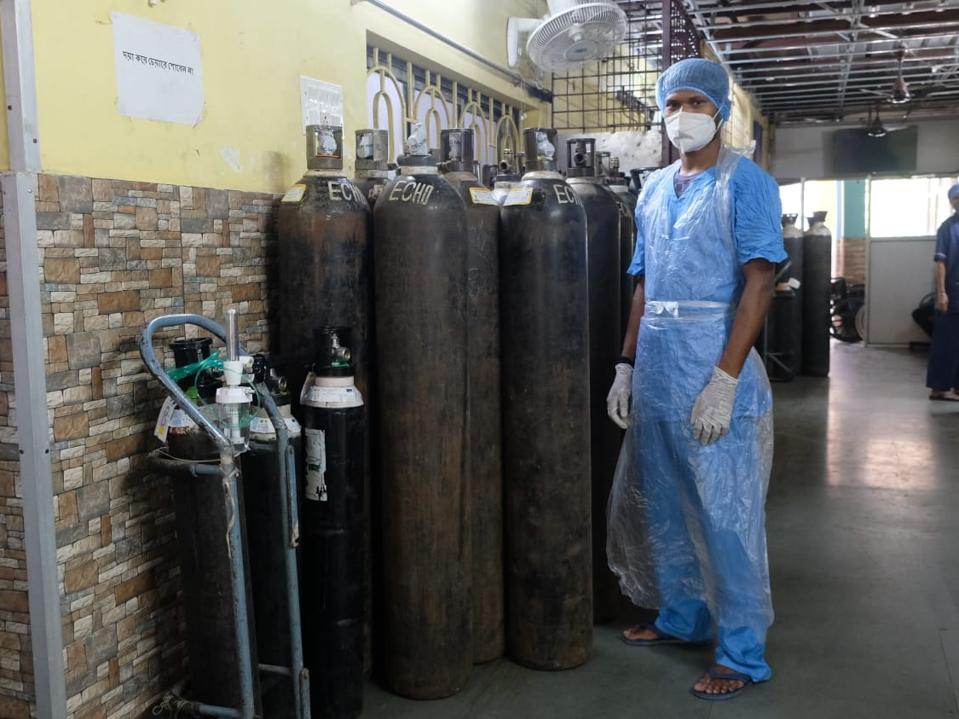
[605,58,785,701]
[926,184,959,400]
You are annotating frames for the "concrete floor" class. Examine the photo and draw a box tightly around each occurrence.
[364,343,959,718]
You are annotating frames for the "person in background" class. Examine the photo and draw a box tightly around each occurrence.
[605,57,785,701]
[927,184,959,400]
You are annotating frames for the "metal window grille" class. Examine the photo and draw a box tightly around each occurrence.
[366,46,523,166]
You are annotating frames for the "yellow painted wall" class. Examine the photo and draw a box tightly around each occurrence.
[31,0,547,193]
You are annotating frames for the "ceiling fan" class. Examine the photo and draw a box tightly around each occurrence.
[863,104,908,138]
[507,0,627,73]
[861,48,944,107]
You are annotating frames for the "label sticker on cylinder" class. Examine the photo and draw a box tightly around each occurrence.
[154,397,195,442]
[304,428,328,502]
[281,183,306,203]
[249,416,273,435]
[502,186,533,206]
[469,187,498,206]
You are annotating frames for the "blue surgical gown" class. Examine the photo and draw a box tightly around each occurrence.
[607,148,786,683]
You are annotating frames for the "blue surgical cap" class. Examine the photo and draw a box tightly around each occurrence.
[657,58,732,121]
[948,184,959,200]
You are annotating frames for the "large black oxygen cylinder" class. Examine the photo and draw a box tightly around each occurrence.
[500,127,592,670]
[802,211,832,377]
[565,138,623,625]
[351,128,387,677]
[491,149,522,205]
[772,214,805,380]
[605,158,638,337]
[276,124,371,411]
[162,339,263,714]
[242,355,302,718]
[373,132,471,699]
[440,129,504,664]
[300,328,366,719]
[353,129,391,208]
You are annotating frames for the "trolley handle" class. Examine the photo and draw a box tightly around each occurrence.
[138,313,231,451]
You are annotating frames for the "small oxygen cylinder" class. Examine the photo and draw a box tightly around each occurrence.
[242,355,303,717]
[300,327,365,719]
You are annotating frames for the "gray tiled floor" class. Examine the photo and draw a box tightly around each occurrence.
[364,343,959,718]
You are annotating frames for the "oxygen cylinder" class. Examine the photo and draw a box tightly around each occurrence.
[373,125,471,698]
[353,129,391,208]
[802,211,832,377]
[277,125,371,411]
[242,355,302,717]
[300,328,365,719]
[566,139,624,624]
[440,129,504,664]
[605,157,638,210]
[605,158,638,337]
[160,339,262,714]
[490,148,522,204]
[771,214,805,380]
[500,128,592,670]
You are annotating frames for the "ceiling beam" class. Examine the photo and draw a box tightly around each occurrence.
[737,54,959,76]
[743,68,959,90]
[720,30,959,56]
[692,0,954,14]
[711,10,959,42]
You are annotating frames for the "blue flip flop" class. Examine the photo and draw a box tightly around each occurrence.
[689,668,754,701]
[621,624,706,647]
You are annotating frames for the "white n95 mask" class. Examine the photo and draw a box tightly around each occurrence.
[664,110,721,153]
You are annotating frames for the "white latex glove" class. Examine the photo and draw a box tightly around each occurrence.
[690,366,738,445]
[606,363,633,430]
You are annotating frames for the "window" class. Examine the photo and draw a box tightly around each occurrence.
[366,46,523,167]
[868,176,959,238]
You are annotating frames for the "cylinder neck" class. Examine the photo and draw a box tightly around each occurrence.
[355,128,390,172]
[398,160,439,175]
[523,127,558,173]
[440,128,476,170]
[444,170,477,182]
[306,125,344,171]
[523,170,563,180]
[566,137,598,179]
[306,169,346,178]
[356,169,389,179]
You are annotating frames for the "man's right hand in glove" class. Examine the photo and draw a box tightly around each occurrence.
[606,362,633,430]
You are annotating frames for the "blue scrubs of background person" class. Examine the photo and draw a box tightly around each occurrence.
[927,184,959,400]
[605,58,785,701]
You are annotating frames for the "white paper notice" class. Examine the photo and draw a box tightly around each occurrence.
[112,12,204,125]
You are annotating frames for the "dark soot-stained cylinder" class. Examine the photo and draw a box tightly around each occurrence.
[242,390,301,718]
[165,429,262,714]
[300,340,366,719]
[766,216,804,381]
[574,186,623,622]
[353,128,391,208]
[276,126,372,411]
[441,129,504,664]
[373,153,471,699]
[566,138,623,625]
[607,184,637,337]
[500,128,592,670]
[802,212,831,377]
